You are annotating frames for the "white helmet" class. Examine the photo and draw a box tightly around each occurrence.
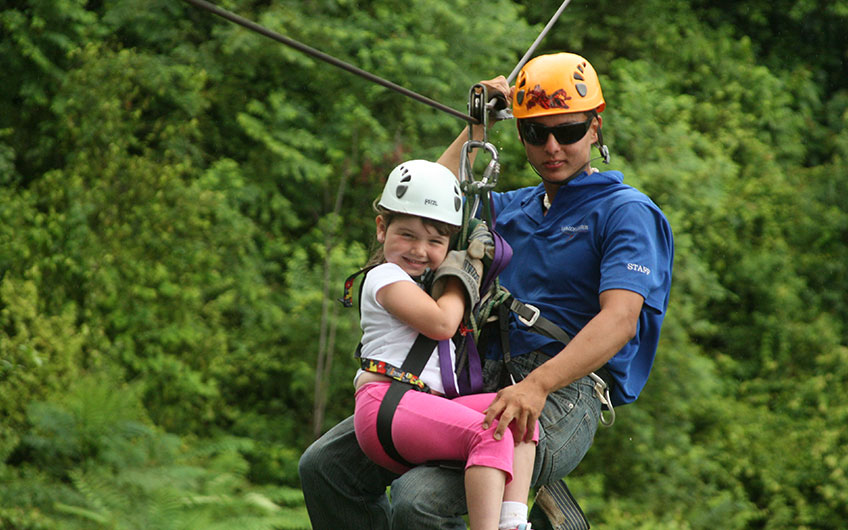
[378,160,462,226]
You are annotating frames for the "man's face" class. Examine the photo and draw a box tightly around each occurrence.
[520,112,600,184]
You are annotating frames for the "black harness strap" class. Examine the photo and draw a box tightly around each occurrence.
[500,294,616,411]
[375,334,438,468]
[505,295,572,345]
[499,294,574,384]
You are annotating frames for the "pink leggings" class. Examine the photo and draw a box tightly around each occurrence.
[353,382,539,481]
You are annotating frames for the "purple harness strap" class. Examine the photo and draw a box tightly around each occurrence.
[482,230,513,294]
[456,338,483,395]
[438,339,459,398]
[440,223,514,397]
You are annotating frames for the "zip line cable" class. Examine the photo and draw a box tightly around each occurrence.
[506,0,573,83]
[182,0,478,124]
[182,0,573,124]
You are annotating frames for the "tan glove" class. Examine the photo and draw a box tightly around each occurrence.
[467,220,495,261]
[430,246,484,309]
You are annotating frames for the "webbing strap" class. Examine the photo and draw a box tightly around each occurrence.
[438,339,459,398]
[481,229,513,297]
[375,333,437,468]
[361,358,430,393]
[451,222,512,392]
[506,295,572,346]
[455,334,484,394]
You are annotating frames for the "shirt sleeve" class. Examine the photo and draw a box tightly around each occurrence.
[598,200,674,314]
[362,263,416,309]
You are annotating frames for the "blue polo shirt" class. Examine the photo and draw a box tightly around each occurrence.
[489,170,673,405]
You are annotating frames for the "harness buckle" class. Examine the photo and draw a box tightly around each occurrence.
[516,303,541,327]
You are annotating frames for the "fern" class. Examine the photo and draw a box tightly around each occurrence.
[5,373,312,529]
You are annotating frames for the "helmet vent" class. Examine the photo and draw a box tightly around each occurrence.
[396,185,408,198]
[575,83,587,97]
[573,72,584,81]
[454,197,461,212]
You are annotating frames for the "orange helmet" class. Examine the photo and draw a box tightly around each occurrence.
[513,53,606,119]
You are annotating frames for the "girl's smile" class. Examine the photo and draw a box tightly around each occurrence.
[376,215,451,277]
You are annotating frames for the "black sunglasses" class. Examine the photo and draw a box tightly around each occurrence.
[519,116,594,146]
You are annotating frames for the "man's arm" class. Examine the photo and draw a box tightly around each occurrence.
[483,288,644,441]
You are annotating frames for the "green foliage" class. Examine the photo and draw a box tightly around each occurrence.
[1,374,309,529]
[1,0,847,526]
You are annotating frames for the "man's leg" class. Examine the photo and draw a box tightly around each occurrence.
[500,353,601,530]
[507,352,601,487]
[390,464,468,530]
[299,415,397,530]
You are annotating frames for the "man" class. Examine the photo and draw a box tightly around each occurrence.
[299,52,674,529]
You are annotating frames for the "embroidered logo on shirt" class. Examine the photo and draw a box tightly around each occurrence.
[561,224,589,240]
[627,263,651,275]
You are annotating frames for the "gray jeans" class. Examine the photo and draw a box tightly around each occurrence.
[299,352,601,529]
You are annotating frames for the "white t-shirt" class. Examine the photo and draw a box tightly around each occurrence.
[354,262,457,394]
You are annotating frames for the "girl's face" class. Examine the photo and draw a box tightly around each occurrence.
[376,214,451,277]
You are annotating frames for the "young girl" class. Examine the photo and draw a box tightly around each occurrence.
[352,159,536,530]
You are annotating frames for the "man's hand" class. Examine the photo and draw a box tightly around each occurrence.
[483,378,548,442]
[479,75,512,104]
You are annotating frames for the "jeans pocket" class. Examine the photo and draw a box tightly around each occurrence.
[533,378,600,485]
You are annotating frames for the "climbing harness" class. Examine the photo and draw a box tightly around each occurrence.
[360,358,431,394]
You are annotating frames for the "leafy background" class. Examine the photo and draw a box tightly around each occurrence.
[1,0,846,528]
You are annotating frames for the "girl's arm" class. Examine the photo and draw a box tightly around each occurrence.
[376,277,465,341]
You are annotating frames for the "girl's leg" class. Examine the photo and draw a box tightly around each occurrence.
[498,442,535,529]
[355,385,515,530]
[453,394,538,529]
[356,386,516,478]
[452,393,540,498]
[504,440,535,503]
[466,465,506,530]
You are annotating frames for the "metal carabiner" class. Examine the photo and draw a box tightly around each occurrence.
[458,139,500,218]
[589,372,616,427]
